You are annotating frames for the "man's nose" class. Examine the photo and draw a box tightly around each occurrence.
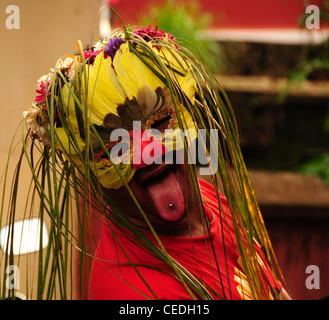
[129,129,166,170]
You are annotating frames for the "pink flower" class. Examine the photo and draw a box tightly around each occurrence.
[84,50,102,63]
[35,81,51,104]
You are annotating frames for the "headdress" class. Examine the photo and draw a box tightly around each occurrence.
[1,19,284,300]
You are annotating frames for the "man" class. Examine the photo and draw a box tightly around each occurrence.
[22,25,288,300]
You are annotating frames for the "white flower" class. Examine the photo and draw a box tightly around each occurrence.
[93,39,106,52]
[37,72,53,86]
[23,104,50,146]
[56,57,76,81]
[23,104,42,132]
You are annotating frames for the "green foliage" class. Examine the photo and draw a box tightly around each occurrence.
[280,1,329,100]
[139,0,222,72]
[288,40,329,81]
[299,153,329,184]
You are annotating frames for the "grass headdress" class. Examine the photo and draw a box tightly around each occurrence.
[1,21,284,300]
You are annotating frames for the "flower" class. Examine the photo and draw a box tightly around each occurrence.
[35,73,53,104]
[105,37,125,61]
[133,25,175,50]
[84,50,101,64]
[35,56,76,104]
[23,104,50,146]
[35,81,49,104]
[57,57,75,81]
[93,39,107,52]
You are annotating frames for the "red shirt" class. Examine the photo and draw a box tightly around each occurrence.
[89,179,282,300]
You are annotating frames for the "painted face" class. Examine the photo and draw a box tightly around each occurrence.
[55,40,198,192]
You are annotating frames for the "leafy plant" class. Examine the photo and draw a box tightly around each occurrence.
[139,0,223,72]
[299,153,329,184]
[279,1,329,100]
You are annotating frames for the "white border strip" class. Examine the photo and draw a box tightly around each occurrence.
[203,28,329,45]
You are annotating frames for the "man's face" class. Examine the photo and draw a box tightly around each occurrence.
[105,156,198,233]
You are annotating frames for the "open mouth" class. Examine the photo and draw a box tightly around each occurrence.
[136,163,171,185]
[142,164,174,190]
[140,164,186,222]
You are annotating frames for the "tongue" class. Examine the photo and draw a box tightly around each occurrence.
[145,169,185,222]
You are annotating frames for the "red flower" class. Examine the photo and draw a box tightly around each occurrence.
[84,50,102,64]
[133,25,175,51]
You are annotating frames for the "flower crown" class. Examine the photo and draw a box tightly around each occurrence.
[23,25,198,189]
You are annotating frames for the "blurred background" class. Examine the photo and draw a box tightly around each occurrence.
[0,0,328,300]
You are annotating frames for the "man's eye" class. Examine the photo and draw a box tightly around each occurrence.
[151,114,172,132]
[146,106,178,132]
